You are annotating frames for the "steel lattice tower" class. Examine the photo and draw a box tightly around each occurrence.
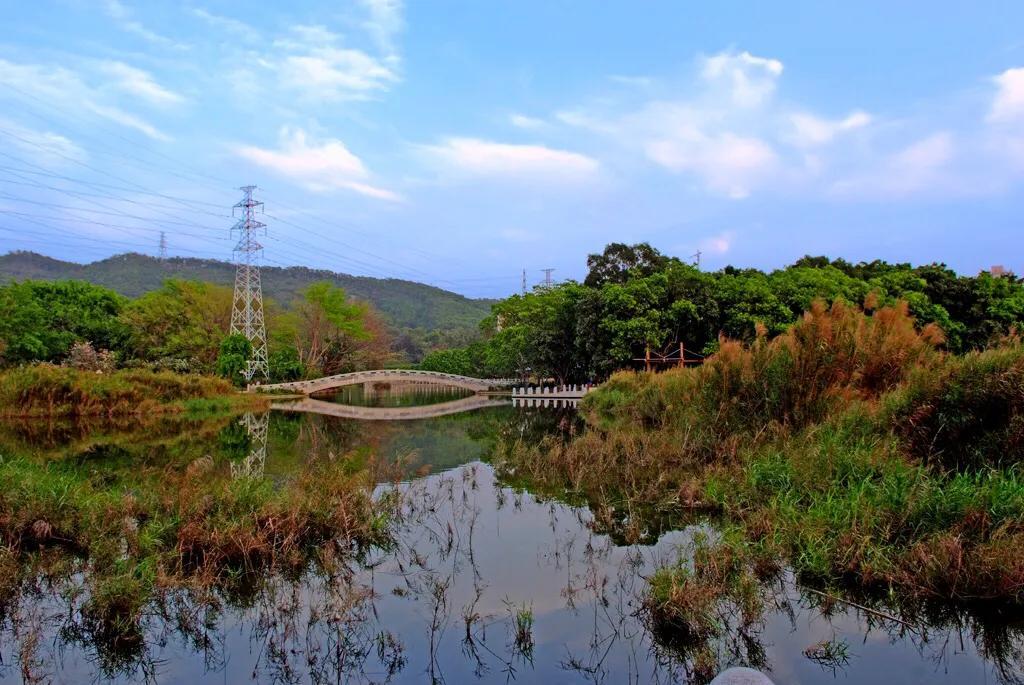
[230,185,269,382]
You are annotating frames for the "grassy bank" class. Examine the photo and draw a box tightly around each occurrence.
[496,300,1024,611]
[0,365,267,418]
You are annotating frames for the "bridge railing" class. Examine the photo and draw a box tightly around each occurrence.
[510,384,594,398]
[254,368,520,393]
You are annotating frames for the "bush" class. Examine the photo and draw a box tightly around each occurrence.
[215,335,253,386]
[65,341,116,373]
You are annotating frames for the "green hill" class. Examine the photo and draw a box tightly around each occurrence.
[0,251,494,333]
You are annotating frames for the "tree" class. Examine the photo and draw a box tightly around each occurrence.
[215,334,253,385]
[584,242,672,288]
[269,345,304,382]
[0,280,127,366]
[120,279,232,372]
[290,281,375,376]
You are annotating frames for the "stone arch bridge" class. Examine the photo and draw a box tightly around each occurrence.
[254,369,518,396]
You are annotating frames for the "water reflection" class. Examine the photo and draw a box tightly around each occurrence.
[313,381,476,407]
[0,407,1022,684]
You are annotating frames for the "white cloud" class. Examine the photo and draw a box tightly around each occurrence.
[100,61,184,106]
[235,127,400,201]
[424,137,600,179]
[509,113,546,129]
[359,0,403,64]
[989,67,1024,123]
[700,50,783,107]
[270,24,398,101]
[645,129,777,199]
[0,118,85,166]
[0,59,170,141]
[554,110,617,133]
[102,0,187,49]
[789,110,872,146]
[190,7,256,36]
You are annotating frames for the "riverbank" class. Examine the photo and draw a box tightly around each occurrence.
[495,300,1024,615]
[0,365,268,418]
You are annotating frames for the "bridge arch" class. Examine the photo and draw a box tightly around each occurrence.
[256,369,517,396]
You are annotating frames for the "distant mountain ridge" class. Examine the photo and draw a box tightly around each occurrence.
[0,251,494,332]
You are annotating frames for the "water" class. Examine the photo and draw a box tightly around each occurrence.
[0,395,1021,684]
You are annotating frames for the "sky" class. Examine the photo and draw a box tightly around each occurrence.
[1,1,1023,297]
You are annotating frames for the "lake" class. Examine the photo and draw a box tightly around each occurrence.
[0,390,1020,684]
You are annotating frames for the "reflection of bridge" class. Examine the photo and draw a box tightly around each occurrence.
[273,395,510,421]
[256,369,518,395]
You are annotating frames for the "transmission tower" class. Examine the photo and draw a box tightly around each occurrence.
[158,231,167,260]
[541,268,556,288]
[229,185,268,382]
[522,268,527,295]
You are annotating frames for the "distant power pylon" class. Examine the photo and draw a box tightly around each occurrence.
[541,268,556,288]
[522,268,527,295]
[158,231,168,260]
[691,250,702,269]
[229,185,268,382]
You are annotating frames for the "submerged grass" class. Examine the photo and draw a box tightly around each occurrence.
[0,365,267,418]
[495,299,1024,610]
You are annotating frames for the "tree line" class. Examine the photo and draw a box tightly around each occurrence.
[0,278,391,384]
[420,243,1024,383]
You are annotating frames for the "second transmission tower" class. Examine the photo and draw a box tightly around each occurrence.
[230,185,269,382]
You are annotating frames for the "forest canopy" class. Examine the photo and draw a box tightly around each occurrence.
[420,243,1024,383]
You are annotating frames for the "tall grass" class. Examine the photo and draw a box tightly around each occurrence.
[0,365,264,418]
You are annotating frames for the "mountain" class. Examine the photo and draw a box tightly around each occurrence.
[0,251,494,332]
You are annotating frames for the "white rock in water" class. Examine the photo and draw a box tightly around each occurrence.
[709,667,775,685]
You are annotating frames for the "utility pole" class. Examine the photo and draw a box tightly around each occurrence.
[158,231,168,260]
[541,268,555,288]
[229,185,268,383]
[691,250,702,269]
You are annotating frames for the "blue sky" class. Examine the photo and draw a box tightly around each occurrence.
[1,1,1023,296]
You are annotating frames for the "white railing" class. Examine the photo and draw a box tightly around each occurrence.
[510,384,593,399]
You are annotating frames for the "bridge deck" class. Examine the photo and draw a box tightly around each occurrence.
[256,369,518,395]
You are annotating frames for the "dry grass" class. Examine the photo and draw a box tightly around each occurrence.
[0,365,266,418]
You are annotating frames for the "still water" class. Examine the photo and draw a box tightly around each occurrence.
[0,390,1021,684]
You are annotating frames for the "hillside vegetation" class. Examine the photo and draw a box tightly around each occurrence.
[0,251,493,344]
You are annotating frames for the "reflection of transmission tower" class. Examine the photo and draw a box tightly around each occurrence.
[231,411,269,479]
[230,185,268,382]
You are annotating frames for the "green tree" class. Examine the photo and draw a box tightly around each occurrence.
[290,281,371,376]
[0,280,126,366]
[215,334,253,385]
[121,280,232,371]
[584,242,673,287]
[269,345,304,382]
